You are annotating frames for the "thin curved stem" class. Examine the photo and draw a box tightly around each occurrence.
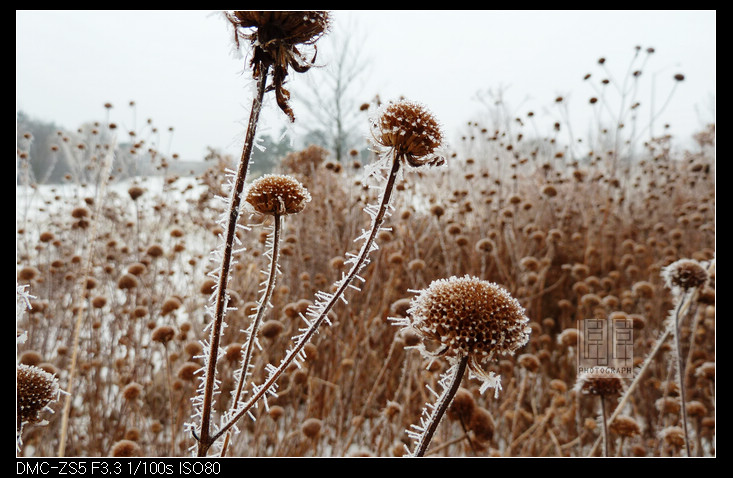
[209,152,403,449]
[220,212,282,457]
[196,65,269,457]
[412,355,469,457]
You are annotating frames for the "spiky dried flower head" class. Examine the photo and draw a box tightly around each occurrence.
[225,11,331,121]
[662,258,708,292]
[371,99,445,167]
[245,174,311,216]
[397,275,531,395]
[17,364,61,431]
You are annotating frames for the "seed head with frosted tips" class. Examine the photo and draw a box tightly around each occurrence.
[661,258,709,293]
[371,99,446,168]
[245,174,311,216]
[394,275,531,395]
[17,364,61,432]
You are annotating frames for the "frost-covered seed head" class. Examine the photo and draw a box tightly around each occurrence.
[225,11,331,121]
[245,174,311,216]
[371,99,445,167]
[227,11,330,50]
[662,259,708,292]
[407,275,531,361]
[17,364,61,430]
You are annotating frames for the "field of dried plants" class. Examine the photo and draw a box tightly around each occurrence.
[16,12,714,458]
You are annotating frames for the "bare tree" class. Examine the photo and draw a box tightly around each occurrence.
[293,16,372,162]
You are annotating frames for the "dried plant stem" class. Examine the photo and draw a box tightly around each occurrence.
[341,333,401,454]
[424,431,472,456]
[599,394,610,457]
[162,345,175,456]
[196,65,269,457]
[670,292,692,456]
[207,152,403,452]
[220,213,282,457]
[507,371,528,456]
[411,355,469,457]
[57,148,115,457]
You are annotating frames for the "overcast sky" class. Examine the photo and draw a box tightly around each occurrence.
[16,10,716,161]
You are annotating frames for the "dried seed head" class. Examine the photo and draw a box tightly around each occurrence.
[110,439,142,457]
[407,275,530,359]
[177,362,202,382]
[371,99,445,167]
[469,407,495,443]
[609,416,641,437]
[245,174,311,216]
[574,370,624,396]
[227,11,330,52]
[226,11,331,121]
[517,353,541,373]
[261,320,284,339]
[18,266,40,281]
[151,325,175,345]
[117,274,138,289]
[19,350,42,366]
[17,364,61,430]
[122,382,143,401]
[631,281,655,298]
[475,238,495,254]
[301,417,323,438]
[658,426,686,448]
[128,186,144,201]
[662,259,708,292]
[447,387,476,423]
[400,275,530,395]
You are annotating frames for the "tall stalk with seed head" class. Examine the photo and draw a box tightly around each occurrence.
[390,275,531,456]
[192,11,330,457]
[219,174,310,456]
[204,99,448,452]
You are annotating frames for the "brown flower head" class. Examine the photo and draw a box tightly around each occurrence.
[245,174,311,216]
[371,99,445,167]
[17,364,61,431]
[662,258,708,292]
[110,439,142,457]
[395,275,531,395]
[225,11,331,122]
[609,416,641,437]
[574,370,624,396]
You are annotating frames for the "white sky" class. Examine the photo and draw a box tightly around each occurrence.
[16,10,716,161]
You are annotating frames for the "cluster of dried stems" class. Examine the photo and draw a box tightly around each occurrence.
[16,13,714,458]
